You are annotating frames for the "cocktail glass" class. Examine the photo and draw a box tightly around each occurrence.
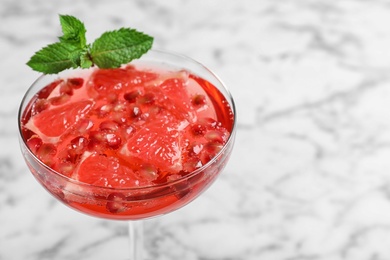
[17,50,236,259]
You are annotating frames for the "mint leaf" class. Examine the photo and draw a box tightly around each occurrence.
[59,14,87,47]
[27,14,154,74]
[90,28,153,68]
[80,51,93,68]
[68,48,84,67]
[27,42,79,74]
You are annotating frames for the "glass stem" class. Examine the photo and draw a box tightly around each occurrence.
[128,220,144,260]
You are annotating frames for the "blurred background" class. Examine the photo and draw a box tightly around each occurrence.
[3,0,390,259]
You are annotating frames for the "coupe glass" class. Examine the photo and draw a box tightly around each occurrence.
[18,50,236,260]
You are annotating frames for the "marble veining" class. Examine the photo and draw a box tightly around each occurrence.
[2,0,390,259]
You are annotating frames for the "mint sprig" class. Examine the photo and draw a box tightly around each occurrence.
[27,14,153,74]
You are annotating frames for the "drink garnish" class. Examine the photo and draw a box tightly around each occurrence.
[27,14,153,74]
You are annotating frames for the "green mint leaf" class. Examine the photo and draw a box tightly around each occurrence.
[80,51,93,69]
[68,49,83,67]
[27,42,79,74]
[90,28,153,68]
[58,14,87,47]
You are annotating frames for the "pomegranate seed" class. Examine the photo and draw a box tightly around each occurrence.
[57,161,75,176]
[67,78,84,89]
[105,133,122,149]
[124,90,141,103]
[36,143,57,167]
[37,79,63,99]
[129,106,142,118]
[139,113,150,121]
[107,93,118,103]
[99,120,119,131]
[199,117,219,128]
[31,99,49,116]
[67,148,82,164]
[139,164,158,181]
[123,125,136,138]
[60,83,74,96]
[106,193,127,213]
[97,104,113,117]
[204,130,225,143]
[26,136,43,154]
[113,101,127,112]
[49,94,71,106]
[166,174,182,182]
[76,119,94,134]
[201,142,223,163]
[137,93,155,105]
[191,124,207,136]
[192,94,206,106]
[188,143,204,157]
[206,142,223,153]
[70,136,89,152]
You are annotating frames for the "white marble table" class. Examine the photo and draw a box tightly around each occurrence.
[2,0,390,259]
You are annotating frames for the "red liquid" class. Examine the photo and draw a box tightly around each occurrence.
[21,63,234,220]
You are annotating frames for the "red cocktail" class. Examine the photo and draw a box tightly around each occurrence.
[18,50,236,258]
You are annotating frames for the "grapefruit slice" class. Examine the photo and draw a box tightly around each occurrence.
[147,76,196,122]
[90,66,158,96]
[75,153,140,188]
[120,113,185,173]
[25,100,94,143]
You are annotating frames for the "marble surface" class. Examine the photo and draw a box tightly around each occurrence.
[2,0,390,259]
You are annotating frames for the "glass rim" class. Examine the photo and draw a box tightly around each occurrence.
[17,49,237,192]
